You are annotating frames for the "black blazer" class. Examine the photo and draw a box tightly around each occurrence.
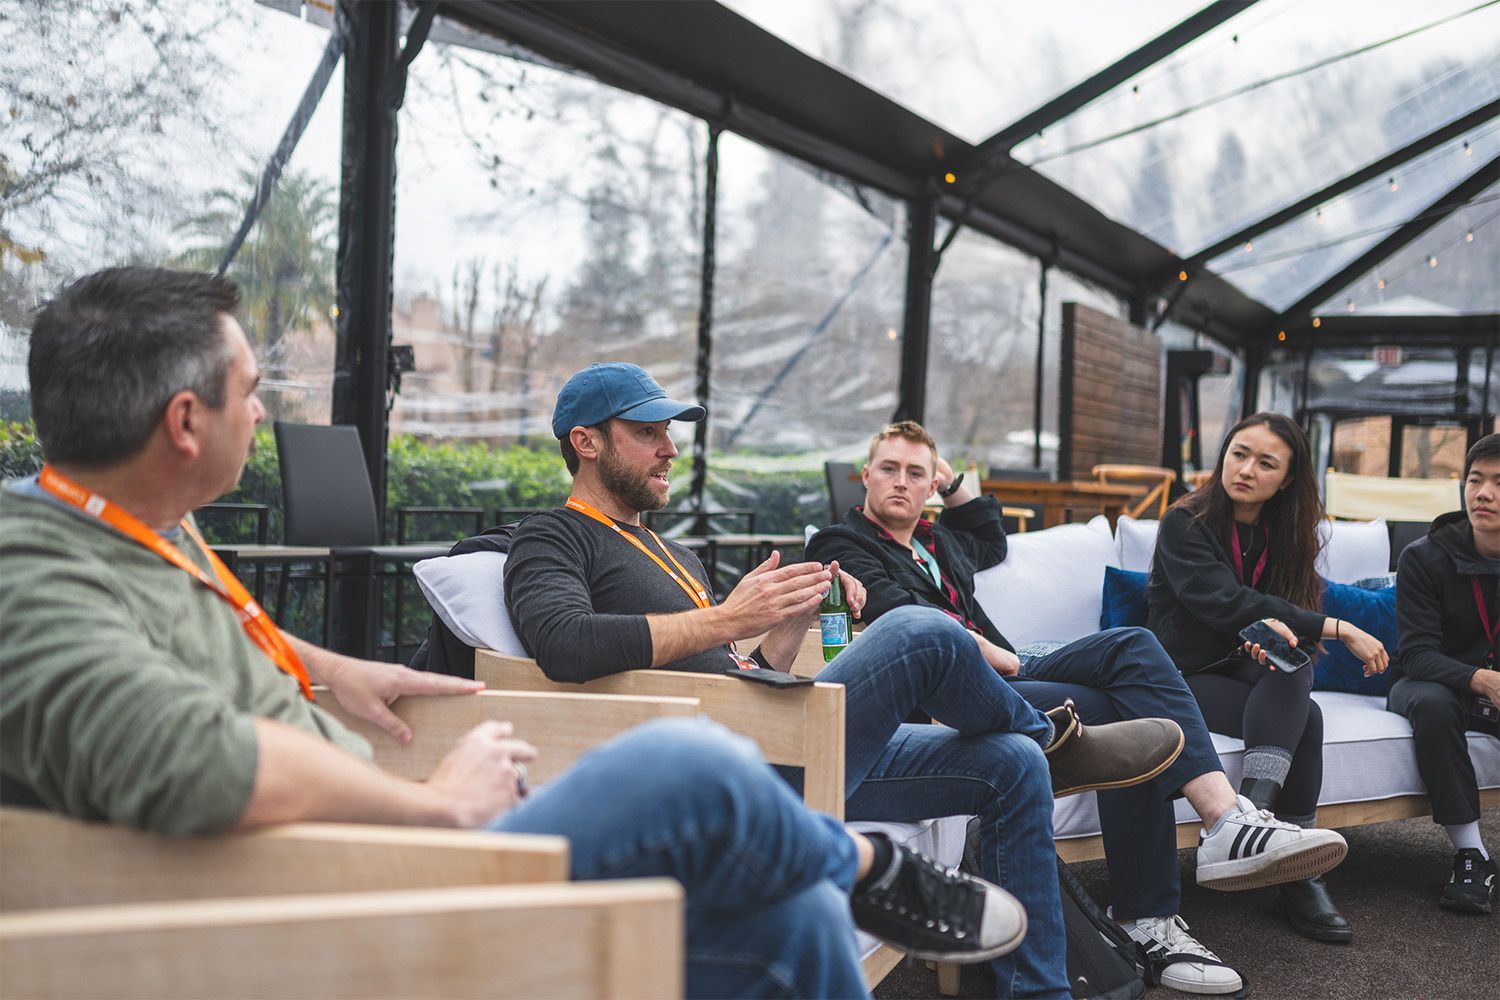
[1146,505,1326,673]
[805,497,1015,652]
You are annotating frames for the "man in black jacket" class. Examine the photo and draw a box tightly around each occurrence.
[1388,432,1500,914]
[808,422,1353,993]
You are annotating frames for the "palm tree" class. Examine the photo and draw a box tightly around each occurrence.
[177,168,337,379]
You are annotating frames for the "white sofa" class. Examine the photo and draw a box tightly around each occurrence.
[975,515,1500,859]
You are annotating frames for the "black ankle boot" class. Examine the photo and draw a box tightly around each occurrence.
[1276,875,1353,943]
[1237,777,1281,811]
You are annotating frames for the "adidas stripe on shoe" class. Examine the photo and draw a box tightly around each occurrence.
[1196,796,1347,892]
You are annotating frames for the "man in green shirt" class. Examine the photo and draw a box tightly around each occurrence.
[0,266,1026,998]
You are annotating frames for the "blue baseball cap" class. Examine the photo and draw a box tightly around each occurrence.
[552,363,706,439]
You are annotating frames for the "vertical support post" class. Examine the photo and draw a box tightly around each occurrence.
[1033,261,1051,469]
[688,126,721,529]
[1298,345,1313,430]
[895,192,938,423]
[333,0,399,532]
[1243,342,1265,416]
[1482,333,1496,433]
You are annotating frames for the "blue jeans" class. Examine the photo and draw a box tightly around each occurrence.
[815,606,1068,1000]
[491,718,869,999]
[1015,627,1224,920]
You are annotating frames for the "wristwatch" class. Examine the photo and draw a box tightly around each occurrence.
[938,472,965,498]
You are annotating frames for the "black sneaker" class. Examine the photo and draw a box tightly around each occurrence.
[850,842,1027,962]
[1439,848,1496,914]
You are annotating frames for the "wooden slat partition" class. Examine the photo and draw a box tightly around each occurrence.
[0,809,567,910]
[475,650,846,819]
[320,689,701,784]
[1059,303,1162,480]
[0,881,684,999]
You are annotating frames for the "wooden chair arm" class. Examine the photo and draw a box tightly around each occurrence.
[0,807,568,910]
[474,650,846,819]
[0,880,684,999]
[319,689,701,784]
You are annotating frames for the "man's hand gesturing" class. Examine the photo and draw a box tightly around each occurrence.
[715,551,832,639]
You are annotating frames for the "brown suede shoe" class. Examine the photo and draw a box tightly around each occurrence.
[1043,699,1184,798]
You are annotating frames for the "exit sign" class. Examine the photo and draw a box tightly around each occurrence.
[1373,346,1403,367]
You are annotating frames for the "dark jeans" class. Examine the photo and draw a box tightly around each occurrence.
[1185,653,1324,820]
[1015,627,1225,920]
[1387,677,1485,825]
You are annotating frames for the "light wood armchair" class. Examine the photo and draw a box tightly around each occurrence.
[1092,464,1177,520]
[475,651,845,820]
[318,688,702,785]
[0,879,683,999]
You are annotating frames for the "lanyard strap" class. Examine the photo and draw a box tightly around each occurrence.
[1231,523,1269,589]
[565,496,711,608]
[37,466,314,699]
[1472,576,1499,665]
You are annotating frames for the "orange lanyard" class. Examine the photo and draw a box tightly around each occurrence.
[565,496,712,608]
[37,465,314,700]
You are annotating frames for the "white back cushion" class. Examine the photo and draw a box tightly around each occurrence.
[412,551,528,656]
[1110,514,1390,584]
[1115,515,1159,573]
[972,515,1119,647]
[1317,518,1389,584]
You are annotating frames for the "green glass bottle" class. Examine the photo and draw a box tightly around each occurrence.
[820,569,852,661]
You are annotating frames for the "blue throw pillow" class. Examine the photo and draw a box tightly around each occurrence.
[1101,566,1150,630]
[1312,579,1397,696]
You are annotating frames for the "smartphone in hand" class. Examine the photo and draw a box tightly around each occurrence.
[1239,621,1311,673]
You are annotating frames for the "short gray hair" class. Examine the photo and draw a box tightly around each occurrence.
[28,267,242,466]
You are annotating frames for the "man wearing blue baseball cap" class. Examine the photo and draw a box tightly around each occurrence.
[503,362,1187,999]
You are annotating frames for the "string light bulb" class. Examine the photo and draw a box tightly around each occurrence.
[1243,241,1253,252]
[1428,255,1438,267]
[1178,270,1188,282]
[1315,207,1325,224]
[1133,85,1142,102]
[1466,230,1475,242]
[1389,176,1399,192]
[1312,317,1322,329]
[1377,278,1387,290]
[1347,299,1356,313]
[944,171,956,184]
[1464,141,1473,157]
[1037,131,1047,148]
[1277,330,1287,342]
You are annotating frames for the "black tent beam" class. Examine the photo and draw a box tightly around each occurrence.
[1276,152,1500,328]
[1277,312,1500,349]
[1180,98,1500,274]
[896,193,939,423]
[332,0,400,523]
[959,1,1254,168]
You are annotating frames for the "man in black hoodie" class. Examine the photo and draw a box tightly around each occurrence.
[1388,432,1500,914]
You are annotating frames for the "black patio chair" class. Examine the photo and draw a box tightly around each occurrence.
[274,422,451,660]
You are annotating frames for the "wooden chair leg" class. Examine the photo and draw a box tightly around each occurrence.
[936,961,962,996]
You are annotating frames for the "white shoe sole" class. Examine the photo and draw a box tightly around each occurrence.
[1158,966,1246,995]
[1197,834,1347,892]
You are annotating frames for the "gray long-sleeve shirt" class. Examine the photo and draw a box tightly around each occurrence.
[503,508,743,681]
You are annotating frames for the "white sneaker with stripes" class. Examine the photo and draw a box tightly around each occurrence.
[1114,911,1243,996]
[1196,796,1347,891]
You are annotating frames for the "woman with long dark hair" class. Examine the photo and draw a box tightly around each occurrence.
[1148,413,1389,943]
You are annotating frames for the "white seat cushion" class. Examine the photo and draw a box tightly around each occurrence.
[973,516,1119,647]
[412,551,528,656]
[1054,692,1500,841]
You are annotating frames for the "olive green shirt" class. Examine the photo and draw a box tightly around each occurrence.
[0,483,370,836]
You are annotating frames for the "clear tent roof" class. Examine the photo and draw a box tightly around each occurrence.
[724,0,1500,319]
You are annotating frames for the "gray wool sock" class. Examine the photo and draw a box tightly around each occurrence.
[1241,746,1294,786]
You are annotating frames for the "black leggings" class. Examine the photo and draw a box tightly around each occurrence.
[1186,656,1324,819]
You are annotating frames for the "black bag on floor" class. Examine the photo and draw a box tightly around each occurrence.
[1057,856,1146,1000]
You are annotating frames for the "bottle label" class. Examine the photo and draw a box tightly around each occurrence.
[820,612,851,647]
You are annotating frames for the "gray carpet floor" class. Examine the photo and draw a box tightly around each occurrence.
[873,808,1498,1000]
